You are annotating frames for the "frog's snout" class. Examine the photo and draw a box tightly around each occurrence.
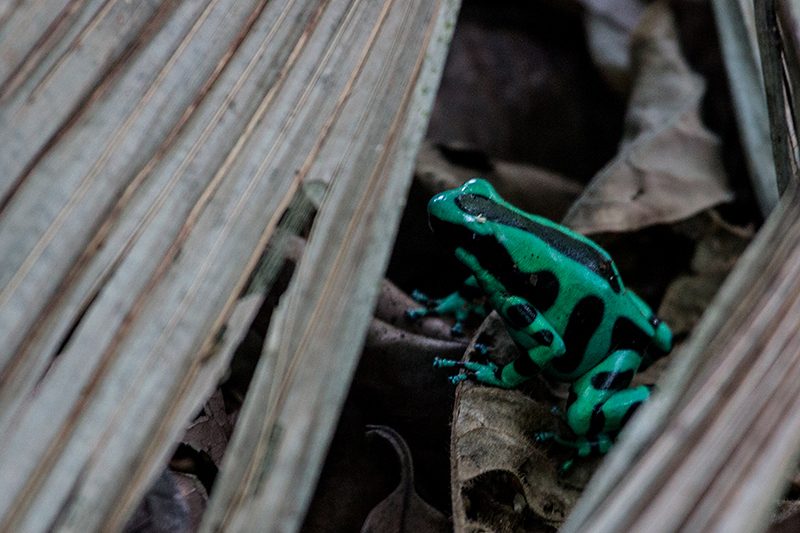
[426,191,449,220]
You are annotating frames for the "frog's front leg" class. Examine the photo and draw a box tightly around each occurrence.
[436,295,565,388]
[406,276,486,336]
[565,349,650,439]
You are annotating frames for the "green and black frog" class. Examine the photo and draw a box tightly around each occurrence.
[408,178,673,464]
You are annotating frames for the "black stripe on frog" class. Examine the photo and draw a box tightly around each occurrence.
[589,404,606,435]
[551,295,605,374]
[590,370,635,392]
[532,329,554,347]
[428,216,561,312]
[505,303,537,329]
[610,316,653,352]
[455,193,621,293]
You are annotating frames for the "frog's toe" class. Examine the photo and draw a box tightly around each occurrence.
[449,374,469,384]
[534,432,555,443]
[433,357,460,369]
[558,458,575,476]
[406,307,438,322]
[433,359,487,370]
[473,343,488,355]
[434,359,505,386]
[450,321,465,337]
[410,289,431,304]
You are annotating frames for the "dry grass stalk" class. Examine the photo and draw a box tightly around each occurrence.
[711,0,779,214]
[199,1,461,530]
[0,0,458,530]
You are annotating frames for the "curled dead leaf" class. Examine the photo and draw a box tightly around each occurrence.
[353,318,465,437]
[360,426,450,533]
[415,142,583,222]
[563,1,733,234]
[449,314,589,533]
[303,318,464,531]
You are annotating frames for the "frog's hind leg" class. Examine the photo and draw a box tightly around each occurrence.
[435,294,566,388]
[565,349,650,440]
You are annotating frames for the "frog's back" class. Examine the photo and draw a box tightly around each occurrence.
[497,220,657,380]
[495,212,625,317]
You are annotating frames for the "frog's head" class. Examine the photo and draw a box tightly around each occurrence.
[428,179,625,294]
[426,178,505,251]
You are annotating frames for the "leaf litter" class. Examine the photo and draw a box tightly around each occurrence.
[562,1,733,235]
[127,1,763,531]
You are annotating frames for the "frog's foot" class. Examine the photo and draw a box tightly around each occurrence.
[410,289,431,304]
[406,282,486,337]
[554,434,613,455]
[407,302,466,336]
[433,358,508,387]
[405,290,439,320]
[534,433,614,474]
[406,304,438,322]
[473,343,488,355]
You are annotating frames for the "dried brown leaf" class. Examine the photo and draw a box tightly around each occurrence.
[582,0,646,93]
[490,161,583,223]
[415,142,583,221]
[302,318,464,531]
[354,318,466,418]
[450,315,588,533]
[173,473,208,533]
[181,390,231,467]
[563,2,733,234]
[360,426,450,533]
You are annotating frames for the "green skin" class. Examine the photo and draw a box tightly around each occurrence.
[410,179,673,460]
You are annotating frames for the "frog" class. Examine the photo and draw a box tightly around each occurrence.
[408,178,673,464]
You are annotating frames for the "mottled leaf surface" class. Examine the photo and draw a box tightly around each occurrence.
[563,2,733,234]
